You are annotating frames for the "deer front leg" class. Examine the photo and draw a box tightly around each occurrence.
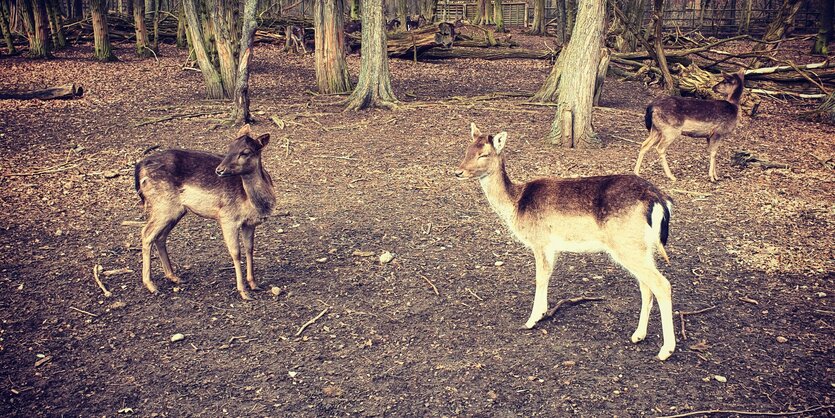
[524,250,556,329]
[707,134,722,182]
[631,281,654,343]
[241,224,259,291]
[221,222,251,300]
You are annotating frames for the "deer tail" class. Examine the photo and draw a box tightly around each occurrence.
[645,105,654,131]
[648,199,672,263]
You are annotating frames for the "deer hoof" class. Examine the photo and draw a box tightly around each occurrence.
[657,346,675,361]
[239,292,253,301]
[248,283,261,291]
[144,282,158,293]
[165,274,182,284]
[630,332,645,344]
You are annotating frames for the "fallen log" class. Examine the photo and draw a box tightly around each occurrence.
[417,46,555,61]
[0,83,84,100]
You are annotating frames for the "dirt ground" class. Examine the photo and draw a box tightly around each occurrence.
[0,33,833,417]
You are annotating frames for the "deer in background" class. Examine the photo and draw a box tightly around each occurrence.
[134,125,275,300]
[634,69,745,182]
[456,123,677,360]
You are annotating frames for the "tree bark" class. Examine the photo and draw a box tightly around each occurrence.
[750,0,803,68]
[345,0,397,110]
[314,0,352,94]
[543,0,605,147]
[46,0,65,49]
[1,0,17,54]
[91,0,117,60]
[812,0,833,54]
[150,0,160,50]
[349,0,359,20]
[208,0,237,98]
[134,0,153,57]
[650,0,675,93]
[183,0,226,98]
[530,0,545,34]
[397,0,407,31]
[233,0,258,124]
[177,1,188,48]
[494,0,505,32]
[21,0,50,58]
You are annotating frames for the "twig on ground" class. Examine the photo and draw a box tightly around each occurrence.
[311,154,355,160]
[70,306,99,317]
[609,134,642,145]
[420,275,439,296]
[542,296,605,320]
[295,307,329,336]
[739,296,759,305]
[1,159,81,177]
[121,220,145,226]
[134,111,227,128]
[93,264,112,297]
[676,306,717,340]
[657,404,833,418]
[670,188,712,197]
[465,287,484,301]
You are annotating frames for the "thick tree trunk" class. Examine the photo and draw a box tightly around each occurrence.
[530,0,545,34]
[208,0,237,98]
[21,0,50,58]
[396,0,407,32]
[345,0,397,110]
[812,0,833,54]
[46,0,65,49]
[750,0,803,68]
[183,0,226,98]
[233,0,258,124]
[1,0,16,54]
[91,0,117,60]
[531,51,565,102]
[494,0,504,32]
[134,0,153,57]
[544,0,605,147]
[177,1,187,48]
[314,0,352,94]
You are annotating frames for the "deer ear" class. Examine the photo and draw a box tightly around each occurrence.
[470,122,482,139]
[492,132,508,154]
[237,124,252,137]
[737,68,746,79]
[254,133,270,148]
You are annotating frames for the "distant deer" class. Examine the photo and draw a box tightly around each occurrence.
[634,69,745,182]
[134,125,275,300]
[456,123,676,360]
[386,18,401,32]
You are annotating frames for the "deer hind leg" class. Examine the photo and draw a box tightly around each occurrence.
[155,212,185,284]
[221,222,251,300]
[630,281,654,344]
[634,129,662,176]
[707,134,722,182]
[656,129,679,182]
[524,249,557,329]
[611,249,676,360]
[241,224,259,291]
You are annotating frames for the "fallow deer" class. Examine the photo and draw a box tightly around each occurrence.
[134,125,275,300]
[456,123,677,360]
[634,69,745,182]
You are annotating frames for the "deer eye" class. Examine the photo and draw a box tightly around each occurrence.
[240,149,251,156]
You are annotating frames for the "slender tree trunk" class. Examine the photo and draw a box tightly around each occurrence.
[345,0,397,110]
[134,0,153,56]
[183,0,225,98]
[150,0,160,50]
[46,0,65,49]
[314,0,351,93]
[396,0,406,31]
[233,0,258,124]
[494,0,504,32]
[542,0,605,147]
[650,0,675,92]
[349,0,359,19]
[812,0,833,54]
[530,0,545,34]
[208,0,237,97]
[0,0,16,54]
[564,0,576,41]
[750,0,803,68]
[177,1,187,48]
[91,0,117,60]
[21,0,50,58]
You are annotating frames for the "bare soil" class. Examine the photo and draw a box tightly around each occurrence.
[0,34,833,417]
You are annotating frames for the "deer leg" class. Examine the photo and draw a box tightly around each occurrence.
[241,224,259,291]
[220,222,251,300]
[156,213,184,284]
[634,129,661,176]
[707,134,722,182]
[656,132,678,182]
[141,218,168,293]
[630,281,654,343]
[524,250,556,329]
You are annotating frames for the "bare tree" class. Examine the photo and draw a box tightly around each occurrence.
[233,0,259,123]
[90,0,116,60]
[345,0,398,110]
[314,0,352,94]
[530,0,545,34]
[133,0,153,57]
[45,0,65,49]
[812,0,833,54]
[21,0,51,58]
[537,0,606,147]
[182,0,225,98]
[494,0,505,32]
[750,0,804,68]
[1,0,15,54]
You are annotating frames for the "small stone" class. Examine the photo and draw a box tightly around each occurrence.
[55,229,62,236]
[776,336,788,343]
[288,371,298,378]
[315,257,328,263]
[271,286,282,296]
[352,250,375,257]
[276,228,285,234]
[494,261,504,267]
[816,292,826,298]
[170,333,185,342]
[561,360,576,367]
[714,375,727,383]
[379,251,394,264]
[487,390,498,400]
[103,170,120,179]
[108,301,127,310]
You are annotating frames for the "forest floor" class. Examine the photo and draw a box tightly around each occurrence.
[0,32,833,417]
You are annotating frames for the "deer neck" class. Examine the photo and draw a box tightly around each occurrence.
[727,84,743,106]
[241,164,276,217]
[478,158,519,226]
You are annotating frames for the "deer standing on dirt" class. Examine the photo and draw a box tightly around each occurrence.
[134,125,275,300]
[456,123,677,360]
[634,69,745,182]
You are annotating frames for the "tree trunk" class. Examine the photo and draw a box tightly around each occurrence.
[494,0,504,32]
[563,0,576,41]
[208,0,237,98]
[0,0,16,54]
[530,0,545,34]
[91,0,117,60]
[21,0,50,58]
[396,0,407,31]
[530,51,566,102]
[345,0,397,110]
[650,0,675,93]
[233,0,258,124]
[150,0,160,50]
[543,0,604,147]
[46,0,65,49]
[177,1,188,48]
[183,0,226,98]
[349,0,359,20]
[314,0,352,93]
[812,0,833,54]
[134,0,153,56]
[750,0,803,68]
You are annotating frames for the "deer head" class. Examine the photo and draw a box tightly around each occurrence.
[455,123,508,180]
[712,69,745,98]
[216,124,271,177]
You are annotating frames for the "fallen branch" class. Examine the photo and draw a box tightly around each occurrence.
[0,159,81,177]
[658,404,833,418]
[92,264,113,297]
[295,307,329,336]
[134,111,227,128]
[542,296,605,320]
[420,275,439,296]
[70,306,99,317]
[102,267,134,277]
[676,305,717,340]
